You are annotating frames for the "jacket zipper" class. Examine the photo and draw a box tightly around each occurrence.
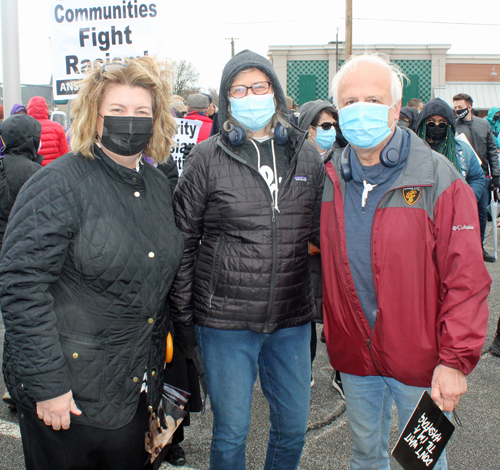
[217,136,307,333]
[208,235,225,308]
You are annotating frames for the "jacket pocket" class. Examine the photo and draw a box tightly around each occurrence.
[59,333,106,403]
[208,235,226,308]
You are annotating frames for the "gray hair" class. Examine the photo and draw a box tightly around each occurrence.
[331,53,406,108]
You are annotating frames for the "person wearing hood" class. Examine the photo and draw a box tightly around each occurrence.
[0,114,43,411]
[298,99,343,163]
[485,106,500,148]
[416,98,485,202]
[170,50,325,470]
[27,96,69,166]
[0,114,43,243]
[297,99,346,398]
[10,104,27,116]
[398,106,419,132]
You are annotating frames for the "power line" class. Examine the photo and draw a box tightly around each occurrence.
[353,17,500,27]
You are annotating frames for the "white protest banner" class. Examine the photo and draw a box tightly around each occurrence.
[50,0,165,100]
[171,118,202,176]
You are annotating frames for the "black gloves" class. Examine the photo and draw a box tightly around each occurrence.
[489,176,500,191]
[173,320,197,360]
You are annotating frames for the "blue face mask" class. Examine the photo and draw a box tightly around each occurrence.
[314,127,337,150]
[339,102,394,149]
[229,94,275,132]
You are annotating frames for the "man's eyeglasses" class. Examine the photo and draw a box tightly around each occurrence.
[229,81,271,99]
[426,121,448,129]
[314,122,335,131]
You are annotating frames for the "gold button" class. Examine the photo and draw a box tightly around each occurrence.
[148,252,155,258]
[132,377,139,383]
[151,371,155,377]
[148,318,154,324]
[134,191,140,197]
[132,177,137,183]
[73,352,78,359]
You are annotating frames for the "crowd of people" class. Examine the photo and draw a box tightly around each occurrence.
[0,50,498,470]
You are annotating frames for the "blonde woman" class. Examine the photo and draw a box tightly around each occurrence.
[0,56,184,470]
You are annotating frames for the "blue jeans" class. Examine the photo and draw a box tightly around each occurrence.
[478,176,490,244]
[196,324,311,470]
[340,373,451,470]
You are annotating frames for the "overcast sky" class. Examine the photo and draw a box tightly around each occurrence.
[1,0,500,92]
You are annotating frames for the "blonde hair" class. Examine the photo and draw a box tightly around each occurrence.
[70,56,177,163]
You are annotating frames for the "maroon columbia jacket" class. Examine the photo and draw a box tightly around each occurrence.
[321,131,491,387]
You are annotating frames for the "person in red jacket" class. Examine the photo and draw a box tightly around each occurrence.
[27,96,69,165]
[321,53,491,470]
[184,94,213,142]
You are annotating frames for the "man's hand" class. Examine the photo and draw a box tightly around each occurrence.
[430,364,467,412]
[36,391,82,431]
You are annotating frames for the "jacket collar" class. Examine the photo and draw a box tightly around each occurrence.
[329,130,435,189]
[93,145,147,189]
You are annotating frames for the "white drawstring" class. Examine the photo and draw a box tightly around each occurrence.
[362,180,378,213]
[250,139,280,213]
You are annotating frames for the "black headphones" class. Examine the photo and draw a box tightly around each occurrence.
[341,127,404,182]
[228,123,289,147]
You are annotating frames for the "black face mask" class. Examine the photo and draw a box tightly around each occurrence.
[493,114,500,122]
[398,119,409,129]
[333,122,348,148]
[426,122,448,141]
[455,108,469,119]
[100,115,154,157]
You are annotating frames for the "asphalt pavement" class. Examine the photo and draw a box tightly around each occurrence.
[1,225,499,470]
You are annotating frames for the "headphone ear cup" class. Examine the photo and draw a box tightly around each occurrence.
[228,126,246,147]
[341,148,353,182]
[274,123,289,146]
[380,148,399,167]
[379,126,403,168]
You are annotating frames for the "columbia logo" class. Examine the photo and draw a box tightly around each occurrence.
[452,225,474,231]
[294,176,307,182]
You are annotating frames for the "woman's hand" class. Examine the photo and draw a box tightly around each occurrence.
[36,391,82,431]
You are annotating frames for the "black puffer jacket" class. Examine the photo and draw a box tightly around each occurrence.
[0,148,183,429]
[170,50,324,334]
[170,130,324,333]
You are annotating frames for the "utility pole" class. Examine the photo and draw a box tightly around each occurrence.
[336,27,340,72]
[1,0,22,114]
[345,0,353,60]
[225,38,239,58]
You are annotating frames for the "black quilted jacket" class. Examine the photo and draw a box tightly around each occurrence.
[170,128,325,333]
[0,148,183,429]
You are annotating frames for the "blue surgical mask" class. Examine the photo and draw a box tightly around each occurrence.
[229,94,275,132]
[314,127,337,150]
[339,102,394,149]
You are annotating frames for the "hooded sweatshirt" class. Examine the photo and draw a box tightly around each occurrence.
[486,107,500,147]
[416,98,485,201]
[218,49,290,143]
[399,106,419,132]
[0,114,43,246]
[27,96,69,165]
[217,50,294,208]
[297,100,343,159]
